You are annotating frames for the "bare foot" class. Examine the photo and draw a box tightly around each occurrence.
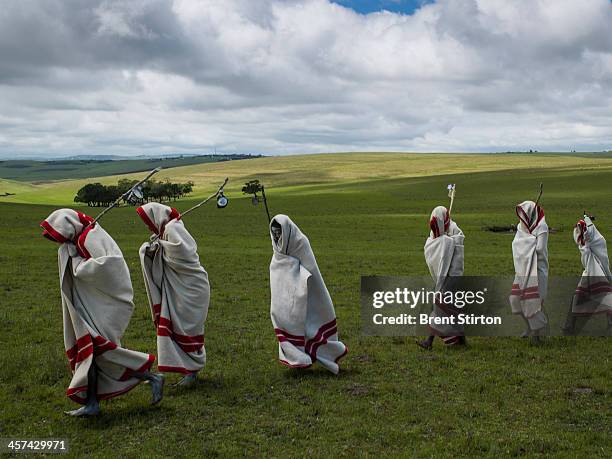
[64,403,100,417]
[149,373,165,405]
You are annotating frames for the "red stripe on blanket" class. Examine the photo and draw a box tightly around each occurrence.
[76,211,94,227]
[137,206,159,235]
[274,328,305,340]
[65,351,154,405]
[335,345,348,364]
[276,335,306,346]
[40,220,69,243]
[76,225,94,259]
[119,353,155,381]
[588,281,612,289]
[66,335,94,370]
[67,380,152,405]
[92,335,118,355]
[430,217,440,238]
[66,385,88,405]
[510,284,540,300]
[275,328,306,346]
[158,365,195,375]
[157,317,204,353]
[304,318,337,355]
[308,326,338,359]
[519,293,540,300]
[516,205,544,234]
[576,220,587,246]
[511,284,540,293]
[278,359,312,369]
[66,334,120,370]
[575,286,612,297]
[162,208,181,237]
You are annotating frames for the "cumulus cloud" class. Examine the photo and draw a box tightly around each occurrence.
[0,0,611,157]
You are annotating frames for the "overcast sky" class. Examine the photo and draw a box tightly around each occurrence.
[1,0,611,158]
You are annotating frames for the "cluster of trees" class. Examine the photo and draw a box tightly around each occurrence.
[74,178,194,207]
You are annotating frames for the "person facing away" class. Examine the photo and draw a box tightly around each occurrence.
[417,205,466,350]
[509,200,549,343]
[137,202,209,387]
[563,215,612,335]
[41,208,164,417]
[269,214,347,374]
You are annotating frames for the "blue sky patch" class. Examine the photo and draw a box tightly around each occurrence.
[331,0,434,15]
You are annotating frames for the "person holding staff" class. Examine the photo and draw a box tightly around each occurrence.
[509,198,549,342]
[563,214,612,334]
[41,208,164,417]
[137,202,210,386]
[417,201,466,349]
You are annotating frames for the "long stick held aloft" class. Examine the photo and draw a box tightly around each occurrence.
[534,182,543,207]
[447,183,456,217]
[180,177,229,219]
[530,182,543,225]
[261,185,271,223]
[89,167,162,227]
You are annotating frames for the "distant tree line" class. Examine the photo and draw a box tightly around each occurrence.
[74,178,194,207]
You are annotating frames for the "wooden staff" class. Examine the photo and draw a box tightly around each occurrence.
[180,177,229,218]
[531,182,543,224]
[261,184,271,223]
[87,167,162,228]
[149,177,229,242]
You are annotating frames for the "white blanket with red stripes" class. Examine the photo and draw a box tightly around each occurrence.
[571,216,612,315]
[41,209,154,405]
[138,203,209,375]
[509,200,549,322]
[424,206,465,341]
[269,214,347,374]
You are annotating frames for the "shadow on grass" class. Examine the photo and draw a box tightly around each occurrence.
[78,404,176,430]
[281,366,359,380]
[166,375,226,399]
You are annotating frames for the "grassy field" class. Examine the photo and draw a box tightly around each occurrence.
[3,152,612,205]
[0,153,610,457]
[0,155,258,183]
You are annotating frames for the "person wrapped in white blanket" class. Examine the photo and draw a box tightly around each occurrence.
[417,206,466,349]
[563,215,612,334]
[509,200,549,341]
[269,214,347,374]
[41,209,164,417]
[137,203,210,387]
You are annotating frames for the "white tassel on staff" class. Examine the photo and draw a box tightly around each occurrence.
[447,183,456,217]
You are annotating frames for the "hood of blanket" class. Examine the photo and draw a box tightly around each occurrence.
[41,208,94,243]
[429,205,450,238]
[137,202,180,237]
[270,214,310,256]
[516,200,545,234]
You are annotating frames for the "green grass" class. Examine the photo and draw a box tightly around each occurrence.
[3,152,612,205]
[0,154,610,457]
[0,155,257,182]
